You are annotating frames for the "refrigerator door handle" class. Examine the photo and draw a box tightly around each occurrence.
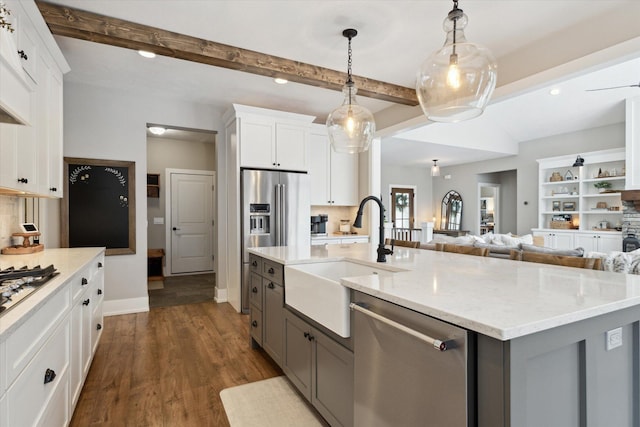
[281,184,287,245]
[275,184,281,246]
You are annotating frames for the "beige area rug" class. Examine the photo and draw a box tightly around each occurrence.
[220,376,327,427]
[147,279,164,290]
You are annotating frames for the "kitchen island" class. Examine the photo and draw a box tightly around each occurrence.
[249,243,640,427]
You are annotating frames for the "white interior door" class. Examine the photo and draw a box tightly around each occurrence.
[170,172,214,274]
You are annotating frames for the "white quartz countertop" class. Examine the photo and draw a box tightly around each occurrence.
[0,247,105,336]
[248,243,640,341]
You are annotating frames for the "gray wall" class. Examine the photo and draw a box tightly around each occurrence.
[147,136,216,251]
[432,123,625,235]
[62,81,222,313]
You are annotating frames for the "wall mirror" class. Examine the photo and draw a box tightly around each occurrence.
[441,190,463,230]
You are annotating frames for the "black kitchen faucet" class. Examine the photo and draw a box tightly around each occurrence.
[353,195,393,262]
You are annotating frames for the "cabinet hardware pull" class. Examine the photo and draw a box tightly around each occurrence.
[252,320,258,327]
[18,50,28,60]
[97,324,102,330]
[252,286,258,293]
[350,302,448,351]
[304,332,309,339]
[268,267,274,274]
[98,262,103,268]
[81,277,88,285]
[252,261,257,267]
[268,282,275,289]
[17,177,28,184]
[44,368,56,384]
[97,289,103,295]
[83,299,90,306]
[49,187,57,192]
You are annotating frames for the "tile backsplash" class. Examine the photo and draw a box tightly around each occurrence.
[311,205,359,235]
[0,195,20,249]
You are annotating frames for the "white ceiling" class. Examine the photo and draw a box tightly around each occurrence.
[43,0,640,167]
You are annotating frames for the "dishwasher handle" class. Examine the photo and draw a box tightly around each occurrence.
[350,302,448,351]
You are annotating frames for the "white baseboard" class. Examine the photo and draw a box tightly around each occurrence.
[215,287,228,303]
[103,297,149,316]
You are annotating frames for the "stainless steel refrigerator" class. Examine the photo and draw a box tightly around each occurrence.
[241,169,310,313]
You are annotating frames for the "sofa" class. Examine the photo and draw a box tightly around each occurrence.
[420,232,584,259]
[422,232,640,274]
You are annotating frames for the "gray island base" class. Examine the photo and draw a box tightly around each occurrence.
[248,244,640,427]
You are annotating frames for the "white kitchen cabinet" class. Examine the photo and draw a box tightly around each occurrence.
[311,235,369,246]
[0,0,32,126]
[533,230,575,250]
[15,5,39,83]
[0,0,68,196]
[70,255,104,411]
[0,390,6,427]
[235,104,314,172]
[7,316,70,427]
[309,124,358,206]
[36,53,64,196]
[574,232,622,253]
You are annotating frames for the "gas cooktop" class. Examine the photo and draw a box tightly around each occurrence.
[0,264,59,316]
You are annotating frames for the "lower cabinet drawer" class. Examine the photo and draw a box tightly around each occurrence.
[250,307,263,346]
[8,316,70,427]
[6,286,70,387]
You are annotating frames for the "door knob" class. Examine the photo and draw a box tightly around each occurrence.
[173,227,180,231]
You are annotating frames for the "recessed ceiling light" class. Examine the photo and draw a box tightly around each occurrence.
[138,50,156,59]
[148,126,166,135]
[274,78,288,85]
[549,88,561,96]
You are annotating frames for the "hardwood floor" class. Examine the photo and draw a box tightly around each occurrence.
[70,301,282,426]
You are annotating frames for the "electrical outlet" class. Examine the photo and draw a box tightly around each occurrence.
[606,327,622,351]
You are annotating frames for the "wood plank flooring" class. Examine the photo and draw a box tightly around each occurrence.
[70,301,282,426]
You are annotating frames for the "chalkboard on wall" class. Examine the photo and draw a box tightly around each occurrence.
[62,157,136,255]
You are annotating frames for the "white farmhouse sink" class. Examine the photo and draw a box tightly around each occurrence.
[284,261,397,338]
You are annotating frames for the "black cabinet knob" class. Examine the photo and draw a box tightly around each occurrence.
[44,368,56,384]
[98,262,103,268]
[252,320,258,327]
[251,261,257,267]
[252,286,258,293]
[49,187,57,192]
[17,177,28,184]
[82,299,90,306]
[267,282,275,289]
[97,289,103,295]
[81,277,88,286]
[97,323,102,330]
[18,50,28,60]
[268,267,274,275]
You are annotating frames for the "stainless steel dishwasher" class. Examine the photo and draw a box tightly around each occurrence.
[351,291,474,427]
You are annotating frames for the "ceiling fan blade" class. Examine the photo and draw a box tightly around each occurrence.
[586,83,640,92]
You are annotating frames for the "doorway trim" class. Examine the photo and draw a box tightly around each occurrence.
[164,168,216,277]
[477,182,500,236]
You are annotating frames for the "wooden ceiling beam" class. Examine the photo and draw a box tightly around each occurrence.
[36,1,419,106]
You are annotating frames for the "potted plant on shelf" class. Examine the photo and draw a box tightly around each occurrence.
[594,181,612,193]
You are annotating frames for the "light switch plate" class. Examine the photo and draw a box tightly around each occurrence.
[153,217,164,225]
[606,327,622,351]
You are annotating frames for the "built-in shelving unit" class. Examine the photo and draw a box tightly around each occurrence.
[534,148,625,251]
[147,173,160,198]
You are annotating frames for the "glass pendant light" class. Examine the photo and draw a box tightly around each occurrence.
[431,159,441,177]
[326,29,376,154]
[416,0,497,123]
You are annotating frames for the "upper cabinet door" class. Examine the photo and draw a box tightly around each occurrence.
[308,130,330,205]
[239,116,275,169]
[330,149,358,206]
[275,122,307,171]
